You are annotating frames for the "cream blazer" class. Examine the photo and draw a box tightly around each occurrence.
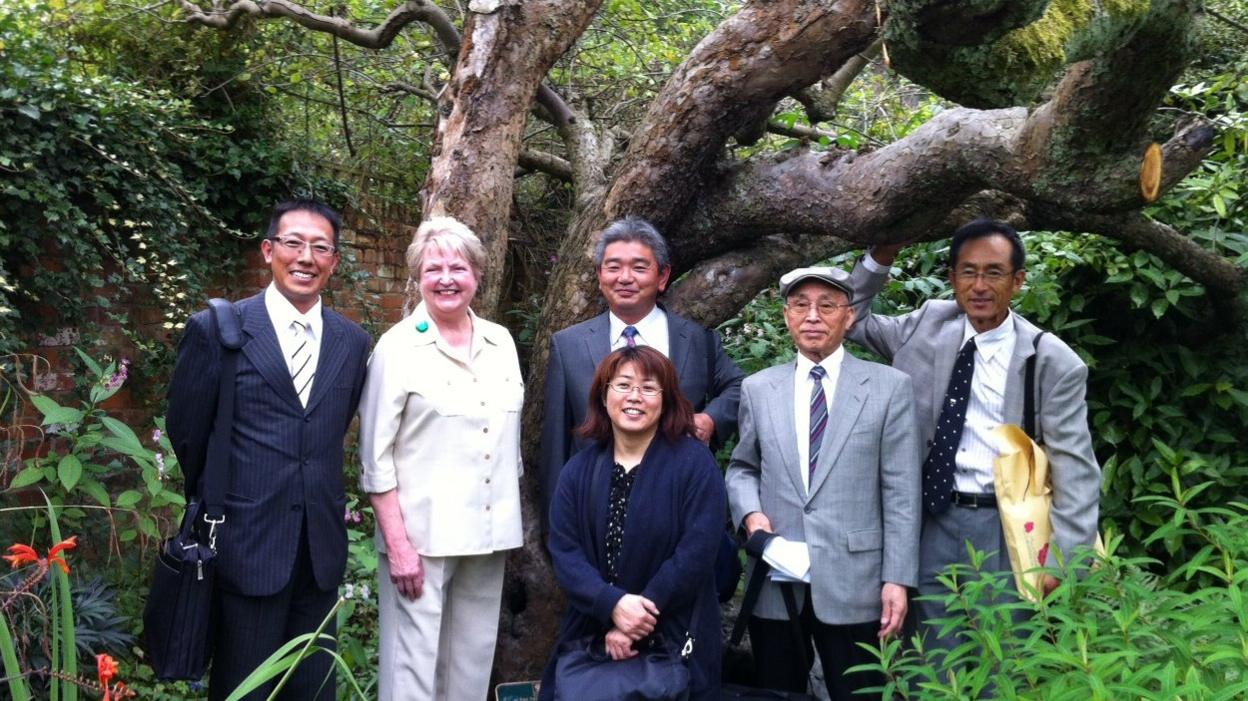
[358,303,524,557]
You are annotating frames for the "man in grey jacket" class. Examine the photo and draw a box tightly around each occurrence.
[846,219,1101,651]
[726,266,921,700]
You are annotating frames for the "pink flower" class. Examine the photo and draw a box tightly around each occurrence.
[1037,543,1049,566]
[1024,521,1034,534]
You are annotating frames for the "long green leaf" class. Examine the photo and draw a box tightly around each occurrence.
[225,600,343,701]
[99,416,146,456]
[0,608,32,701]
[28,395,84,426]
[44,495,77,701]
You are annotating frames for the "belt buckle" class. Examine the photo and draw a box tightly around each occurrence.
[956,491,988,509]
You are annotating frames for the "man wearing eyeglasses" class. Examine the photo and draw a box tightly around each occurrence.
[166,199,371,700]
[725,267,920,700]
[539,216,745,525]
[846,219,1100,652]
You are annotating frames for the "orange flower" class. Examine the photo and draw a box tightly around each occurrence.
[3,537,78,573]
[3,543,38,569]
[97,653,119,701]
[47,536,77,574]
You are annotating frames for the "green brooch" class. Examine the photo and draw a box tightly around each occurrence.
[416,320,429,333]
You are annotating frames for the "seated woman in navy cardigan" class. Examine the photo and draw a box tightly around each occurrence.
[541,346,728,701]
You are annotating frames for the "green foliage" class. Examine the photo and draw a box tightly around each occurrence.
[857,499,1248,699]
[0,497,83,701]
[9,349,184,543]
[0,0,315,363]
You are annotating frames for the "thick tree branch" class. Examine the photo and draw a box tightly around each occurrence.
[666,234,855,328]
[603,0,881,229]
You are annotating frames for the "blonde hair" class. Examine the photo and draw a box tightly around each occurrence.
[403,216,487,317]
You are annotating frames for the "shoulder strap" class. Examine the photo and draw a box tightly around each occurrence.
[208,298,244,350]
[729,530,775,646]
[726,531,810,675]
[1023,332,1046,445]
[199,299,242,531]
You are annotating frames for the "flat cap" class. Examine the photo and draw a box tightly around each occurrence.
[779,266,854,301]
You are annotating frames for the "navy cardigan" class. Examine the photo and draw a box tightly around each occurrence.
[540,434,727,700]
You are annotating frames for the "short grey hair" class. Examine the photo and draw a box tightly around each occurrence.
[592,216,672,269]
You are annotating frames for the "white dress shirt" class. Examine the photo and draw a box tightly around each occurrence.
[608,305,670,357]
[792,346,845,494]
[264,283,322,399]
[864,249,1019,493]
[358,302,524,557]
[955,315,1016,493]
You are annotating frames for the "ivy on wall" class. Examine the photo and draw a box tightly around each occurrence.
[0,1,329,370]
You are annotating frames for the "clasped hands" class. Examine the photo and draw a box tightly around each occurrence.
[605,593,660,660]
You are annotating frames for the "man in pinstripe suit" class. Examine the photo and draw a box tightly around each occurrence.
[167,200,370,700]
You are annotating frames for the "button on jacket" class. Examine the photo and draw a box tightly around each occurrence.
[358,302,524,557]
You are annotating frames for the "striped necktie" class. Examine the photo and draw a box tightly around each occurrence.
[808,365,828,481]
[290,319,314,407]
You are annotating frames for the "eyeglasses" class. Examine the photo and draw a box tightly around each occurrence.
[608,381,662,397]
[953,268,1015,283]
[785,301,851,316]
[269,236,337,257]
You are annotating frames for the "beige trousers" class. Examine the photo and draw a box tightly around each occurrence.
[377,551,507,701]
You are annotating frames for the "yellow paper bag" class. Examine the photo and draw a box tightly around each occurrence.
[992,424,1054,602]
[993,424,1105,601]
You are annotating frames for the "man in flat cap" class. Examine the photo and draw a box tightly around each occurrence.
[725,267,921,700]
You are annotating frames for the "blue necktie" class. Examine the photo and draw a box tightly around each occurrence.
[808,365,828,481]
[924,338,977,515]
[622,325,638,348]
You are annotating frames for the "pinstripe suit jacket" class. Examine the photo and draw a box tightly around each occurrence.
[725,353,921,624]
[845,260,1101,560]
[167,293,370,596]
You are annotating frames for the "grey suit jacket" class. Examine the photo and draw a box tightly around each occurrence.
[846,260,1101,560]
[725,353,921,624]
[539,309,744,519]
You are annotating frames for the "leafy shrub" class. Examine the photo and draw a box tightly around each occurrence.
[8,348,183,543]
[859,498,1248,699]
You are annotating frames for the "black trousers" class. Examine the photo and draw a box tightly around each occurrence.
[208,526,338,701]
[747,588,885,701]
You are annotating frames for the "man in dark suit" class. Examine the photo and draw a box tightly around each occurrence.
[539,216,745,519]
[846,219,1100,651]
[167,200,370,700]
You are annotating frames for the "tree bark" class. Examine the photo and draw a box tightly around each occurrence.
[420,1,604,316]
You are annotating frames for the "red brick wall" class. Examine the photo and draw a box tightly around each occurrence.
[9,207,415,447]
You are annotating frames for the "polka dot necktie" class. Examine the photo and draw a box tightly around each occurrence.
[808,365,828,481]
[923,338,976,515]
[622,325,638,348]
